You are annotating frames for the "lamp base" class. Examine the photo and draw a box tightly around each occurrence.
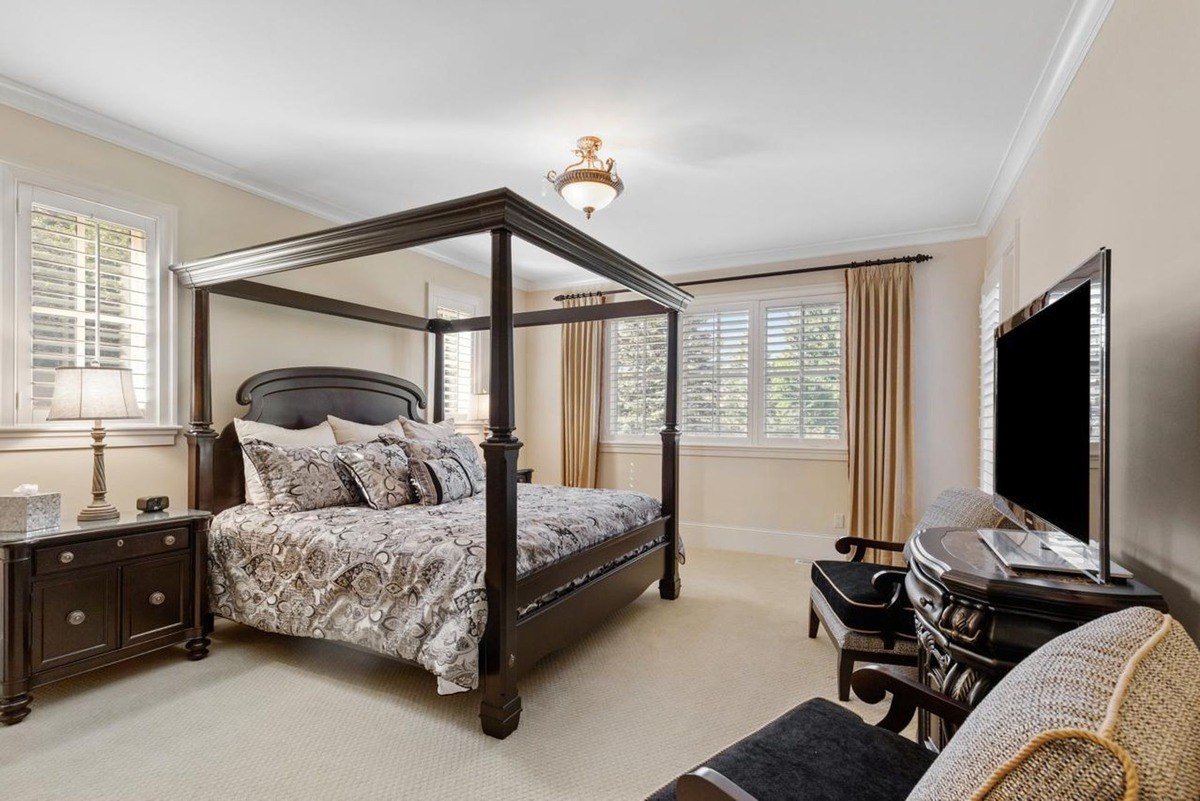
[77,501,120,522]
[78,420,119,522]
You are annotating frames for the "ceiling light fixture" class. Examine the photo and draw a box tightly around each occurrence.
[544,136,623,219]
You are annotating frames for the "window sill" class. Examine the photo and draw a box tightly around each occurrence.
[599,441,848,462]
[0,425,182,452]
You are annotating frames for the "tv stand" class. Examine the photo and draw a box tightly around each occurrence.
[906,526,1165,750]
[977,528,1132,581]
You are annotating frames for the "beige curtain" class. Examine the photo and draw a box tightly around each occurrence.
[846,263,915,566]
[561,293,606,487]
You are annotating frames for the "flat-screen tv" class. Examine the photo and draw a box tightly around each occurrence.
[992,248,1110,581]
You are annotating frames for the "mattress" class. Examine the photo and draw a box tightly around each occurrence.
[208,483,662,693]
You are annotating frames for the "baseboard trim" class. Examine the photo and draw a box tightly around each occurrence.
[680,522,838,562]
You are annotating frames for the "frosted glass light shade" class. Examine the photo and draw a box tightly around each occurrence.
[560,179,618,214]
[46,366,142,421]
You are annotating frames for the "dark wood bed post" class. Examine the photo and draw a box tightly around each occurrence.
[432,327,446,423]
[187,288,216,513]
[186,288,217,644]
[660,309,682,600]
[479,227,522,739]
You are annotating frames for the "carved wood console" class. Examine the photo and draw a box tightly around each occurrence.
[905,527,1167,749]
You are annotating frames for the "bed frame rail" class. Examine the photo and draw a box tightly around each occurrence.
[516,518,667,609]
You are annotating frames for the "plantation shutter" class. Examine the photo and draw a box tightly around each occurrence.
[26,202,153,422]
[680,308,751,438]
[762,299,843,440]
[979,269,1002,492]
[605,316,667,437]
[436,305,473,420]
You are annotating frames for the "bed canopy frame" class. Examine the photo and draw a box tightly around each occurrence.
[170,188,692,738]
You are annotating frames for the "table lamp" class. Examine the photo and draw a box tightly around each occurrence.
[47,365,142,522]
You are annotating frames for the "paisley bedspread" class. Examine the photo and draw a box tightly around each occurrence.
[208,484,662,693]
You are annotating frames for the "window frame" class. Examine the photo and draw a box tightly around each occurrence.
[425,283,485,426]
[0,164,179,450]
[601,284,848,458]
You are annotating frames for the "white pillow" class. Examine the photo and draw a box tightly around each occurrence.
[326,414,405,444]
[399,416,457,442]
[233,418,337,506]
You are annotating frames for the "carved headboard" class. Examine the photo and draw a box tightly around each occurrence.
[211,366,427,514]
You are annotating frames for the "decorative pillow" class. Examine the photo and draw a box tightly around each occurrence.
[233,418,337,506]
[335,440,416,509]
[326,414,406,444]
[409,456,478,506]
[240,440,359,514]
[399,433,485,491]
[399,416,457,442]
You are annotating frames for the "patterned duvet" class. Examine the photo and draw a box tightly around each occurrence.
[208,484,662,693]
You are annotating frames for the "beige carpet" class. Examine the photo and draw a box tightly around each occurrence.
[0,549,892,800]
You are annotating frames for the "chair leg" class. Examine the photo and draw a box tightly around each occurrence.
[807,602,819,639]
[837,651,854,702]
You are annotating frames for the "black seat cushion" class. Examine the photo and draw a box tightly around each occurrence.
[811,560,915,639]
[647,698,935,801]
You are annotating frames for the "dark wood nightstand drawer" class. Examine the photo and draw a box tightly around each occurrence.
[32,568,119,671]
[35,527,189,576]
[122,555,191,646]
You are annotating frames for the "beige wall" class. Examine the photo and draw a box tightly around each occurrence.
[0,104,524,515]
[986,0,1200,631]
[522,238,985,559]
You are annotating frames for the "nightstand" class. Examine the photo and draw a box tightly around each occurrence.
[516,468,534,484]
[0,509,212,725]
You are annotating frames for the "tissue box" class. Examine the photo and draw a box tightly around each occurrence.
[0,492,61,532]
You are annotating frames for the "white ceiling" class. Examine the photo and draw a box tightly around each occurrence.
[0,1,1086,287]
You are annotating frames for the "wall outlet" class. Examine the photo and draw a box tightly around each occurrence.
[833,513,846,529]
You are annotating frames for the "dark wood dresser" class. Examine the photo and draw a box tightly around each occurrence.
[905,526,1167,749]
[0,509,211,724]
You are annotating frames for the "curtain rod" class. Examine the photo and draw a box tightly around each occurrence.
[553,253,933,302]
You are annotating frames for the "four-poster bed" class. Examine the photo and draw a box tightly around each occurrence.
[169,188,692,738]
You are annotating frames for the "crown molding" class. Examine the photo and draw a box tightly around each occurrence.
[974,0,1115,235]
[0,75,365,224]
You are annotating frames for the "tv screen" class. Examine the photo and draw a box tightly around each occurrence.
[994,281,1092,541]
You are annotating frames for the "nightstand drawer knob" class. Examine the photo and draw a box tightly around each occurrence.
[59,551,74,564]
[148,591,166,606]
[67,610,86,626]
[163,534,176,546]
[116,539,124,547]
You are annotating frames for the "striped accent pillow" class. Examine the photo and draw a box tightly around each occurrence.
[409,456,479,506]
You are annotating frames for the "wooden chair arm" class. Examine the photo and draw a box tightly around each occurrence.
[834,536,907,562]
[676,767,758,801]
[870,569,910,649]
[851,664,972,734]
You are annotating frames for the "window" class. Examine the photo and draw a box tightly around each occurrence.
[603,288,846,451]
[979,264,1002,492]
[0,167,177,447]
[761,299,843,441]
[427,286,484,422]
[605,315,667,437]
[436,305,474,420]
[681,307,751,438]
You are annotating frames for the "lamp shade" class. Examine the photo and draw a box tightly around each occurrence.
[46,366,142,421]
